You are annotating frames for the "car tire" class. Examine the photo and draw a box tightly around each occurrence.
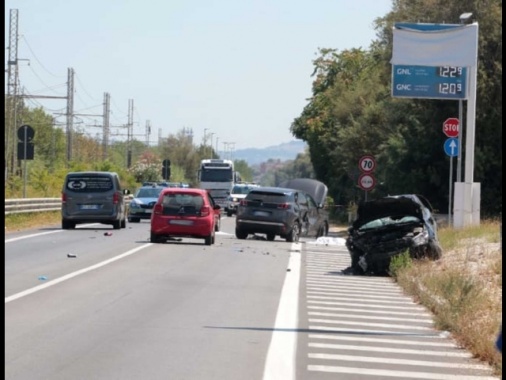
[205,234,213,245]
[62,220,75,230]
[235,228,248,240]
[121,217,126,228]
[227,211,233,217]
[113,220,121,230]
[266,233,275,241]
[150,232,162,243]
[215,217,221,232]
[286,222,300,242]
[427,240,443,260]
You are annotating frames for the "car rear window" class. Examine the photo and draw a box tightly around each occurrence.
[246,191,292,204]
[161,193,204,216]
[65,175,113,193]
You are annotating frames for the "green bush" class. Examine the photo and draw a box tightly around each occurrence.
[389,250,412,278]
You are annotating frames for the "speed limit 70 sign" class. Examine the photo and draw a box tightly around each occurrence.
[359,155,376,173]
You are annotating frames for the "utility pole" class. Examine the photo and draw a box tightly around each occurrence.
[127,99,133,168]
[65,68,75,162]
[103,92,110,160]
[6,8,19,178]
[145,120,151,146]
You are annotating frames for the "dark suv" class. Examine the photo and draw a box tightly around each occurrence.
[235,186,327,242]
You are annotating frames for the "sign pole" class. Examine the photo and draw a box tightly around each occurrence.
[23,125,28,199]
[448,156,453,226]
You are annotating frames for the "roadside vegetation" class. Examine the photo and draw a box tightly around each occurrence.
[390,219,502,377]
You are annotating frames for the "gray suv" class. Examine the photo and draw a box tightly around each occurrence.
[61,171,129,230]
[235,185,327,242]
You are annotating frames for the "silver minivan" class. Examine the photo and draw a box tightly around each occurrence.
[61,171,129,230]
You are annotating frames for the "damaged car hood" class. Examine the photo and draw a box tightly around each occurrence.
[279,178,328,207]
[353,195,427,228]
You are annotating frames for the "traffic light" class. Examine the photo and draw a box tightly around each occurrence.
[162,159,171,180]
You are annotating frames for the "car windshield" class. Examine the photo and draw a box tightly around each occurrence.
[136,188,162,198]
[358,215,421,231]
[232,186,251,195]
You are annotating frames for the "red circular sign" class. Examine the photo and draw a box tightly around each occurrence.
[358,155,376,173]
[443,118,459,138]
[358,173,376,191]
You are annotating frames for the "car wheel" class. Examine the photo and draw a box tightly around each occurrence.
[150,232,162,243]
[227,211,233,217]
[286,222,300,242]
[205,234,213,245]
[121,218,126,228]
[62,220,75,230]
[215,217,221,232]
[427,240,443,260]
[113,220,121,230]
[235,228,248,240]
[266,233,275,241]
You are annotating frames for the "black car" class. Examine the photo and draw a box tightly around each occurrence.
[235,185,328,242]
[279,178,329,237]
[345,194,443,275]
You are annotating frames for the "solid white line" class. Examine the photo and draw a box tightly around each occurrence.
[308,311,433,324]
[5,229,63,243]
[308,305,431,317]
[262,243,300,380]
[308,365,499,379]
[308,353,492,370]
[5,243,153,303]
[308,334,454,347]
[308,318,432,331]
[308,342,472,357]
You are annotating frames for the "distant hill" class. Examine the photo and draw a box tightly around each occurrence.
[233,140,307,165]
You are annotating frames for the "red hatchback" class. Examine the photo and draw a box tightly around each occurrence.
[150,188,220,245]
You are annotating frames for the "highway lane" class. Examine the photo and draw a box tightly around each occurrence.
[5,216,499,379]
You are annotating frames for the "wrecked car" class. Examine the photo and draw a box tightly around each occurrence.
[344,194,443,275]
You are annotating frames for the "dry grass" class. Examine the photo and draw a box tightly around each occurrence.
[5,211,62,232]
[394,219,502,377]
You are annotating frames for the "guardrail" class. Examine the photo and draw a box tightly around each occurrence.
[5,198,62,215]
[5,197,133,215]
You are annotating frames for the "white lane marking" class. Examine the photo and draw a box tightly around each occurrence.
[309,325,441,337]
[308,305,431,317]
[308,311,433,324]
[5,229,63,243]
[5,223,104,243]
[262,243,301,380]
[308,334,455,347]
[308,294,419,305]
[5,243,153,303]
[308,299,426,310]
[309,318,433,331]
[308,353,492,370]
[308,342,472,357]
[307,289,409,300]
[308,365,499,379]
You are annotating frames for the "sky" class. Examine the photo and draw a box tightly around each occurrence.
[5,0,393,151]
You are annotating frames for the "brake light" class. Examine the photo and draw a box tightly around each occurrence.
[113,192,120,204]
[62,192,67,203]
[200,205,210,216]
[277,203,290,209]
[239,199,248,206]
[153,203,163,215]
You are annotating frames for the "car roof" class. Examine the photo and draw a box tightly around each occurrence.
[160,187,208,195]
[278,178,328,205]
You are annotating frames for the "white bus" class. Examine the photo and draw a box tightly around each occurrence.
[197,159,235,209]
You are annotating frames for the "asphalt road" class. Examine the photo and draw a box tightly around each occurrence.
[5,216,498,380]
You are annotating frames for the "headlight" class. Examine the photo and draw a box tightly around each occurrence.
[412,228,429,246]
[233,197,238,202]
[130,201,140,209]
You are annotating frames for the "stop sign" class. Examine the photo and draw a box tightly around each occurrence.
[443,118,459,138]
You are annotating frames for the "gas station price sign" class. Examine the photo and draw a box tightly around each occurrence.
[392,65,467,100]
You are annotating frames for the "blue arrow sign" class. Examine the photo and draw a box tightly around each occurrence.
[444,137,459,157]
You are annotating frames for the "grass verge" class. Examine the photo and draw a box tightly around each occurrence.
[391,219,502,377]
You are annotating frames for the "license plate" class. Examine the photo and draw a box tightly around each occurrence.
[145,209,152,214]
[254,211,270,217]
[169,219,194,226]
[80,204,99,210]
